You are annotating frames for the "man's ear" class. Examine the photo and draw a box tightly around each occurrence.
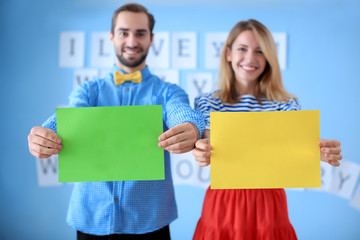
[109,31,114,45]
[150,33,154,46]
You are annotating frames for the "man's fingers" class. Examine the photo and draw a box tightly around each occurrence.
[166,146,194,154]
[158,127,197,149]
[165,141,193,152]
[28,126,62,159]
[29,150,52,159]
[30,149,58,159]
[29,134,62,150]
[158,133,184,148]
[158,123,198,146]
[158,124,185,142]
[30,126,62,144]
[29,143,60,159]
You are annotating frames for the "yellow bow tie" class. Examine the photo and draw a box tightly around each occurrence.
[114,71,142,85]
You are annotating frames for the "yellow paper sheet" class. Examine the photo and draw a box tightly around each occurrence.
[210,110,320,189]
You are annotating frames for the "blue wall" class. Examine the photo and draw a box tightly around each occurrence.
[1,0,359,239]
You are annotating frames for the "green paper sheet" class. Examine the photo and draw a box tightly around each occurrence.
[56,105,164,182]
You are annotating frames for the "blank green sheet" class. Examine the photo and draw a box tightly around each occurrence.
[56,105,164,182]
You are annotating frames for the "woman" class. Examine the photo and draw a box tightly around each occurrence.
[192,19,342,240]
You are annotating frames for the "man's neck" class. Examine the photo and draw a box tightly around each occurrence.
[115,62,146,74]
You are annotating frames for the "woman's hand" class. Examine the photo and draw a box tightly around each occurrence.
[192,138,212,167]
[319,139,342,167]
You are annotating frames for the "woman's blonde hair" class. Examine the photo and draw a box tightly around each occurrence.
[216,19,296,103]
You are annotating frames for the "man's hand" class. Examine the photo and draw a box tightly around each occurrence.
[319,139,342,167]
[28,126,62,159]
[158,122,200,154]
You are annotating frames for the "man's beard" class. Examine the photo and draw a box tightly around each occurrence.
[116,47,148,68]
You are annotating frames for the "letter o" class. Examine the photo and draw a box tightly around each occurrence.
[176,160,193,179]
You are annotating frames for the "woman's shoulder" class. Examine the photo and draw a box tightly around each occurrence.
[194,90,222,110]
[195,90,221,102]
[278,97,301,111]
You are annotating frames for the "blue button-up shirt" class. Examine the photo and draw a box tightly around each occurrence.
[42,65,205,235]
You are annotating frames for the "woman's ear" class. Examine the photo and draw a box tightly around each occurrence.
[226,46,232,62]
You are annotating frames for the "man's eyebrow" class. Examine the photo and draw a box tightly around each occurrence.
[117,28,129,31]
[116,28,148,33]
[136,29,148,33]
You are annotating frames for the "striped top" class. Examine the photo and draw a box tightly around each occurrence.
[42,65,205,235]
[194,91,300,129]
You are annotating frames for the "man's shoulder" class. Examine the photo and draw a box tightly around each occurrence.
[147,73,183,92]
[85,75,110,87]
[72,77,109,96]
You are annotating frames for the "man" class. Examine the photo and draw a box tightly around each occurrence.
[28,3,205,239]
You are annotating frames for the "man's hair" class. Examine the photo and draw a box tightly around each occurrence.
[111,3,155,35]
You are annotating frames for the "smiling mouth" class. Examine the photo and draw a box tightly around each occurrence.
[241,65,257,71]
[123,47,142,56]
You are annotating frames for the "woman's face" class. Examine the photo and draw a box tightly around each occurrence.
[226,30,267,93]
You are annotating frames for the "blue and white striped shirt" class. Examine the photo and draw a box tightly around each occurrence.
[194,91,300,129]
[42,65,205,235]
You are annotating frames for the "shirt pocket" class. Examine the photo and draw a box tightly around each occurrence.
[135,96,163,106]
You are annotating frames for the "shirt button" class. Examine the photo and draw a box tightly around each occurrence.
[126,88,129,91]
[115,197,119,202]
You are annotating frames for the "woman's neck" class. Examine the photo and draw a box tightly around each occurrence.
[235,81,256,96]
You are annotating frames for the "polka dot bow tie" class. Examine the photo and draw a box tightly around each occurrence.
[114,71,142,85]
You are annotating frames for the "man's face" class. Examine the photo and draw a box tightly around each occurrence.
[110,11,153,73]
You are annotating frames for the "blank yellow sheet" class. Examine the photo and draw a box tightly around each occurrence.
[210,110,320,189]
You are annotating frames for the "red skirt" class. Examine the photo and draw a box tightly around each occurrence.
[193,187,297,240]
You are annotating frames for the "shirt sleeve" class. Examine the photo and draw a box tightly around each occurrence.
[194,95,210,130]
[41,82,97,133]
[42,113,58,133]
[164,84,205,138]
[69,81,98,108]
